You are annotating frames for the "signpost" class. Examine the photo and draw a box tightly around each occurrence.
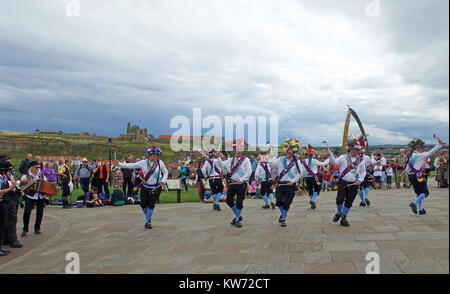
[167,179,183,203]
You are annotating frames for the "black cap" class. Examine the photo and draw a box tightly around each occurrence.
[28,161,40,168]
[0,161,12,171]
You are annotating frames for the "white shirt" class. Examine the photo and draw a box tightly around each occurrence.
[254,162,273,182]
[301,157,330,175]
[269,156,306,183]
[407,143,443,175]
[21,171,47,200]
[386,167,394,177]
[373,165,383,177]
[328,154,366,183]
[119,159,168,186]
[202,158,223,179]
[221,156,252,183]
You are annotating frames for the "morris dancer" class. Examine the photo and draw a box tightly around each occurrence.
[202,149,224,211]
[220,140,252,228]
[269,139,305,227]
[328,136,366,227]
[117,147,168,229]
[255,152,275,210]
[407,138,444,215]
[302,144,329,210]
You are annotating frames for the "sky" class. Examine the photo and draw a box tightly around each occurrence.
[0,0,448,147]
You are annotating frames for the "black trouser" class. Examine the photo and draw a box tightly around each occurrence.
[260,180,274,196]
[122,176,133,196]
[409,174,429,197]
[226,183,246,210]
[97,178,109,196]
[80,178,90,194]
[3,193,19,244]
[0,201,7,247]
[275,184,296,211]
[336,180,359,208]
[360,175,370,190]
[305,177,321,197]
[61,179,71,207]
[140,187,162,210]
[209,178,224,195]
[23,197,45,232]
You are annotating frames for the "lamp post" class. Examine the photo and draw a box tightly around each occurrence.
[108,138,112,188]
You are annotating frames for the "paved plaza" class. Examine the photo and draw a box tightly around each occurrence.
[0,182,448,274]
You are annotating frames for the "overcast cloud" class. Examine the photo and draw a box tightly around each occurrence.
[0,0,448,146]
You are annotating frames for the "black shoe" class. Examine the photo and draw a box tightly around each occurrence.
[419,209,427,215]
[270,202,276,210]
[409,202,418,214]
[332,214,341,223]
[232,221,242,228]
[365,199,371,207]
[34,230,41,235]
[280,221,287,227]
[309,201,316,210]
[145,222,153,229]
[262,205,270,209]
[21,231,27,237]
[213,204,221,211]
[359,202,366,207]
[9,241,23,248]
[340,216,350,227]
[0,249,9,256]
[279,215,283,223]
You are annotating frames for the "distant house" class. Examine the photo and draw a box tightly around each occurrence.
[35,129,63,135]
[119,122,148,142]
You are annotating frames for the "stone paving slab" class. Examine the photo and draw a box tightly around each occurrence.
[0,184,448,274]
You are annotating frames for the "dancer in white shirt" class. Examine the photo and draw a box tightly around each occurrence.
[328,135,367,227]
[202,149,224,211]
[301,144,329,210]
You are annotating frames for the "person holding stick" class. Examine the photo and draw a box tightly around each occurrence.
[407,137,444,215]
[116,147,168,229]
[327,135,367,227]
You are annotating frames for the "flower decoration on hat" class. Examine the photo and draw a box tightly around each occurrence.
[346,134,362,151]
[281,138,301,153]
[146,146,162,156]
[304,144,314,155]
[230,137,246,151]
[207,149,217,157]
[409,138,425,148]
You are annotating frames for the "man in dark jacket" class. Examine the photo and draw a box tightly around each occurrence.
[121,156,134,198]
[19,154,32,176]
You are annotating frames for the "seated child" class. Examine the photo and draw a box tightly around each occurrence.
[85,187,103,207]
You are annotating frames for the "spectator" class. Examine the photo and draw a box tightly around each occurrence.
[75,159,91,194]
[373,161,383,189]
[58,159,73,209]
[93,159,110,196]
[322,169,332,191]
[196,161,205,202]
[121,156,134,198]
[35,156,44,172]
[85,187,102,207]
[438,151,448,188]
[108,183,126,206]
[386,163,394,189]
[179,162,189,192]
[434,151,441,188]
[41,162,57,183]
[19,154,32,176]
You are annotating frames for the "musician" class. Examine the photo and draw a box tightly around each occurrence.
[0,157,23,249]
[201,149,224,211]
[268,139,305,227]
[117,146,168,229]
[301,144,329,210]
[58,160,73,209]
[21,161,48,236]
[328,136,367,227]
[219,141,252,228]
[254,153,275,210]
[408,139,444,215]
